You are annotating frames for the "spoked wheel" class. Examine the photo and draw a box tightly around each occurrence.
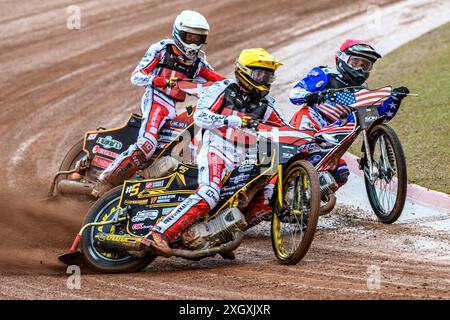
[271,160,320,264]
[81,186,155,273]
[364,124,407,223]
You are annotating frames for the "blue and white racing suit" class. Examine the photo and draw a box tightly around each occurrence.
[289,66,403,185]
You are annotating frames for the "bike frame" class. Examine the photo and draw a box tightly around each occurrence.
[314,87,395,185]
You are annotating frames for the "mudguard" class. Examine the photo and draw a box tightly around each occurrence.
[82,110,195,181]
[118,161,272,237]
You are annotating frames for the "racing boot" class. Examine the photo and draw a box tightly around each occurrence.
[142,231,173,257]
[91,179,115,198]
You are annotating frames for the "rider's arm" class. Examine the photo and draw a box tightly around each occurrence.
[290,80,310,105]
[130,42,164,87]
[193,82,228,129]
[197,60,226,82]
[290,67,332,105]
[264,96,292,127]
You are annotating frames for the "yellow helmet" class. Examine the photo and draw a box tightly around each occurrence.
[235,48,283,98]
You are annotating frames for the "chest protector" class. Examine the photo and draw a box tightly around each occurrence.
[157,45,200,102]
[212,84,269,146]
[221,84,269,119]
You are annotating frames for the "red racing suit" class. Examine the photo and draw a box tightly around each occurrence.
[100,39,224,186]
[152,79,291,241]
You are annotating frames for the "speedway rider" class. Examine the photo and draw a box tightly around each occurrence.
[142,48,291,256]
[289,39,410,188]
[92,10,225,197]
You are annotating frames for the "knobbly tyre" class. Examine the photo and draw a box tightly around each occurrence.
[47,79,211,200]
[312,86,414,223]
[58,110,322,272]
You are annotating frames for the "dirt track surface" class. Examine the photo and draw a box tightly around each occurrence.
[1,0,449,299]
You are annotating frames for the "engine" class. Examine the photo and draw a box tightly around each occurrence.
[180,208,247,250]
[318,171,338,196]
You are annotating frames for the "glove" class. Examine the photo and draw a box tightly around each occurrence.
[304,92,320,106]
[152,76,169,89]
[242,116,258,129]
[393,86,410,99]
[224,115,242,128]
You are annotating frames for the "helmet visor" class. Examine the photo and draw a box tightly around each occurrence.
[348,56,373,72]
[179,31,207,45]
[250,69,275,85]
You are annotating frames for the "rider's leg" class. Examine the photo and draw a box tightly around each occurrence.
[144,147,233,255]
[314,113,354,188]
[92,89,176,197]
[331,158,349,187]
[244,176,276,229]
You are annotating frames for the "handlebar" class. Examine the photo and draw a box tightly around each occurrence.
[168,77,197,88]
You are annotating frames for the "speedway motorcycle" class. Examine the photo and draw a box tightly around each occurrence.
[58,109,323,272]
[311,86,412,223]
[47,80,211,199]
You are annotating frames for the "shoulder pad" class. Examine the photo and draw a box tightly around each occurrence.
[303,67,331,91]
[265,95,276,105]
[323,67,339,75]
[198,79,235,106]
[159,38,174,45]
[197,56,214,70]
[149,39,172,52]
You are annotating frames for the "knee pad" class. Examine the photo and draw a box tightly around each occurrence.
[137,136,157,160]
[196,185,220,210]
[333,162,350,186]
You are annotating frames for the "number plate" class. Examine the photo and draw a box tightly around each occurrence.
[358,106,380,128]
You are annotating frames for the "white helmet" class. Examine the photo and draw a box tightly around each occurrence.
[173,10,209,59]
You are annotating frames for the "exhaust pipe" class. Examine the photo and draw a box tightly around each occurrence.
[171,230,244,259]
[57,179,95,196]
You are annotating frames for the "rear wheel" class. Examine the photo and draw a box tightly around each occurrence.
[80,186,155,273]
[271,160,320,264]
[58,139,87,179]
[364,124,407,223]
[55,139,93,199]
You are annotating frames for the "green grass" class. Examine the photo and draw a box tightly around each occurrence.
[349,22,450,194]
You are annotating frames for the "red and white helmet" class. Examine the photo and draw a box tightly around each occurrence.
[336,39,382,86]
[173,10,209,59]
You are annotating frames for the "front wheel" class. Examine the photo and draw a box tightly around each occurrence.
[271,160,320,264]
[364,124,407,223]
[80,186,155,273]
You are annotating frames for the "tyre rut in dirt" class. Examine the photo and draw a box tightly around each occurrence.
[364,124,407,223]
[80,186,155,273]
[271,160,320,265]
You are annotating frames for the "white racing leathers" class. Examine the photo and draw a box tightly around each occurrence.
[152,79,291,241]
[99,39,223,186]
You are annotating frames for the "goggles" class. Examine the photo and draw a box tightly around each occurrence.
[249,68,276,85]
[347,56,373,72]
[179,31,207,46]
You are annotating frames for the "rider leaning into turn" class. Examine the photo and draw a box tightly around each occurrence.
[289,39,410,188]
[92,10,224,198]
[142,48,291,256]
